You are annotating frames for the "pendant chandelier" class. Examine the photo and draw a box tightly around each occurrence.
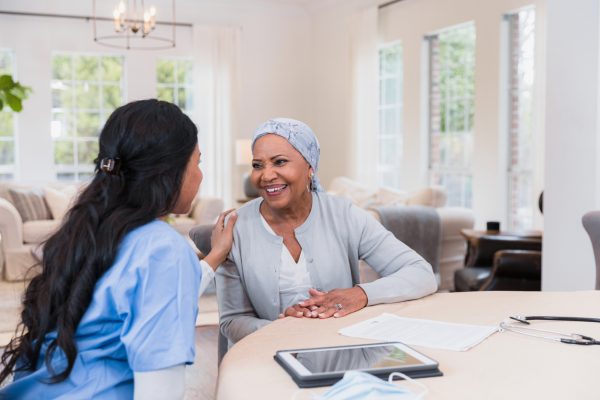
[92,0,176,50]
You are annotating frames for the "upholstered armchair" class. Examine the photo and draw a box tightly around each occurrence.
[582,210,600,289]
[0,182,223,281]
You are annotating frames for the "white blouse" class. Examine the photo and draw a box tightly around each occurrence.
[260,215,313,312]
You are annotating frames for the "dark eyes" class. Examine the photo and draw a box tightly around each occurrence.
[251,159,288,169]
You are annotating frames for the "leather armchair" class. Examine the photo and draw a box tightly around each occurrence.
[454,235,542,291]
[479,250,542,291]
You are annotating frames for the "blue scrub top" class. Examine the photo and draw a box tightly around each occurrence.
[0,220,202,399]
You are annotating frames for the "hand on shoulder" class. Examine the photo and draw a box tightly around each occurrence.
[203,209,238,270]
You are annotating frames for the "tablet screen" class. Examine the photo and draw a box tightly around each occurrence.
[289,344,425,374]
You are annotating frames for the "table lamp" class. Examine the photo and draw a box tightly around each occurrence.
[235,139,258,198]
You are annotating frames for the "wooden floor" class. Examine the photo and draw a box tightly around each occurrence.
[186,325,219,400]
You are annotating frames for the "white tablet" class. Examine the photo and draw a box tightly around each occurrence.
[274,342,441,388]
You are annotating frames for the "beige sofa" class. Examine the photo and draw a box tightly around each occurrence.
[328,177,474,291]
[0,182,223,281]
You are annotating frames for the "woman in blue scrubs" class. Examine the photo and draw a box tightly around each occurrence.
[0,99,236,399]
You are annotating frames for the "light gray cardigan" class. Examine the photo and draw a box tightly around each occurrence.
[216,192,437,344]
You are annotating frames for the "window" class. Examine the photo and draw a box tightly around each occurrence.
[0,49,16,181]
[506,8,536,230]
[378,43,403,189]
[427,24,476,208]
[156,58,193,113]
[51,53,124,181]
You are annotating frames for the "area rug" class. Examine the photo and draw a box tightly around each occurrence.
[0,280,25,347]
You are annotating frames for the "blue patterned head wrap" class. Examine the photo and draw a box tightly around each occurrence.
[252,118,323,192]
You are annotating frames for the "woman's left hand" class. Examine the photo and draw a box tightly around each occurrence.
[299,287,368,318]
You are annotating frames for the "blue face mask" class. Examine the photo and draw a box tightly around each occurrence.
[313,371,427,400]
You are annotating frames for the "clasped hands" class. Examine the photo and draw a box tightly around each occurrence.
[278,287,368,319]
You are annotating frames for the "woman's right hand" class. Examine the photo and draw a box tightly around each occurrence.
[203,209,237,270]
[278,304,314,319]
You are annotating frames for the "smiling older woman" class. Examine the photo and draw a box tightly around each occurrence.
[216,118,437,349]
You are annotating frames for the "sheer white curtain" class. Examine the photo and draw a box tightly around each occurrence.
[192,25,241,207]
[350,6,379,186]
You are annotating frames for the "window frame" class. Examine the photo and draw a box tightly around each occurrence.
[50,51,125,181]
[0,48,17,181]
[377,41,404,190]
[505,7,536,231]
[426,23,476,208]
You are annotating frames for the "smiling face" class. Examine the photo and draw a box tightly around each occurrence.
[250,134,313,212]
[172,145,203,214]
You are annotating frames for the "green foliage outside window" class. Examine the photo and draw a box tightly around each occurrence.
[437,25,475,136]
[51,53,124,180]
[157,58,193,112]
[0,49,22,180]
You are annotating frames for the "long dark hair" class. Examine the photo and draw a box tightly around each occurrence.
[0,99,198,384]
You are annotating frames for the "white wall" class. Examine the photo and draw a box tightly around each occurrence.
[542,0,600,290]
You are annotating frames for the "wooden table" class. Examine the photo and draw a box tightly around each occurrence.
[216,291,600,400]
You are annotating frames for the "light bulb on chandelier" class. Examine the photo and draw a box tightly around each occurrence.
[93,0,176,50]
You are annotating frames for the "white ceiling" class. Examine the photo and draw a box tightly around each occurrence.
[0,0,387,25]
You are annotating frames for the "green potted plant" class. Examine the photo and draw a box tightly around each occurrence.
[0,74,32,112]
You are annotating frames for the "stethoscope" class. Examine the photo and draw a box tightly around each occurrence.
[499,315,600,345]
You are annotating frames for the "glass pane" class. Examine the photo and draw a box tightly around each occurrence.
[101,56,123,82]
[52,54,72,80]
[57,172,75,181]
[383,78,397,105]
[0,173,13,181]
[103,84,122,110]
[74,56,99,81]
[178,87,192,110]
[382,48,400,75]
[52,85,74,109]
[378,42,403,191]
[76,112,101,137]
[54,140,74,164]
[75,83,100,109]
[0,141,14,164]
[383,108,398,136]
[77,140,99,165]
[157,86,175,103]
[434,172,472,208]
[177,60,193,84]
[0,51,13,75]
[379,137,398,165]
[509,172,533,230]
[157,59,175,83]
[51,111,73,138]
[0,112,14,137]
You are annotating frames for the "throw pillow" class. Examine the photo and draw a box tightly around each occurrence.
[8,188,52,222]
[407,186,447,208]
[44,186,79,220]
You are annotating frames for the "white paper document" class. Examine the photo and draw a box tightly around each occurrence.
[339,313,498,351]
